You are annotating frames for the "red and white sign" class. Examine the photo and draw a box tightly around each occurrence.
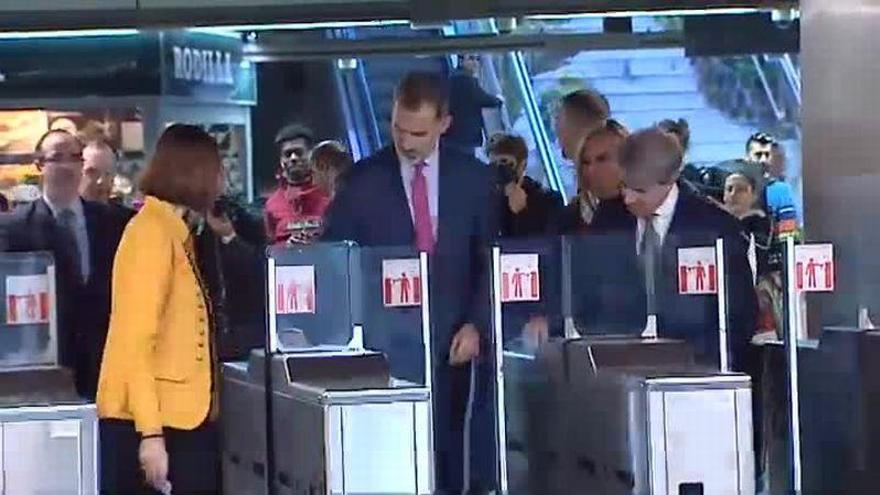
[275,266,316,314]
[382,258,422,307]
[795,244,835,292]
[500,254,540,303]
[678,247,718,295]
[6,275,50,325]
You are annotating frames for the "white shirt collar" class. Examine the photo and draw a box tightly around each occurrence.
[398,145,440,170]
[637,183,679,249]
[43,195,84,221]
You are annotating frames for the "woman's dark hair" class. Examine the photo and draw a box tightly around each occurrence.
[139,124,222,212]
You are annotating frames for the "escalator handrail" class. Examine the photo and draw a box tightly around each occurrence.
[511,50,566,199]
[345,28,383,152]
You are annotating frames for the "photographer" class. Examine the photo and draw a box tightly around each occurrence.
[199,192,267,362]
[488,133,563,237]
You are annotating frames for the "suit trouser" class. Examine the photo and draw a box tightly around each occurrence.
[433,358,498,493]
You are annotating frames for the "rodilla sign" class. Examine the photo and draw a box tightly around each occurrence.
[171,46,235,86]
[161,31,255,104]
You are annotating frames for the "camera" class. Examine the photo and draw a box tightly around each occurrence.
[491,159,519,188]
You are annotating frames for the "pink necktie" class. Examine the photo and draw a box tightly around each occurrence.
[410,162,435,254]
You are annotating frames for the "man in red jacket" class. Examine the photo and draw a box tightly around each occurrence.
[263,124,330,245]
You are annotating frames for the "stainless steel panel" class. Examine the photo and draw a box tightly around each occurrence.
[339,402,418,493]
[3,420,82,494]
[327,406,344,493]
[735,388,756,495]
[413,401,433,495]
[647,391,668,494]
[662,390,740,494]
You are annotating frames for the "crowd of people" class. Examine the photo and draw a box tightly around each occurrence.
[0,67,800,494]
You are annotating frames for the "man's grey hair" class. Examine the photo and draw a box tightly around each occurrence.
[619,127,684,184]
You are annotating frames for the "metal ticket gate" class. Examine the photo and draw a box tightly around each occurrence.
[222,243,435,495]
[0,252,98,495]
[489,235,755,495]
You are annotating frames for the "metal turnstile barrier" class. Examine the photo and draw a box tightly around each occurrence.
[0,252,98,495]
[222,243,434,495]
[490,236,756,495]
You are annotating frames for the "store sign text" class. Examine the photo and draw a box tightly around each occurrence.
[172,46,234,86]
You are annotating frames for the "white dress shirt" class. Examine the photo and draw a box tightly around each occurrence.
[636,184,679,254]
[399,147,440,237]
[44,195,91,281]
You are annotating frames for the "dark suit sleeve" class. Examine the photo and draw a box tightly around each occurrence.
[723,220,759,372]
[466,76,502,108]
[464,166,500,337]
[321,172,359,243]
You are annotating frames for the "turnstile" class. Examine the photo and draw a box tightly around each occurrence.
[491,238,756,495]
[223,243,436,495]
[222,350,433,495]
[501,337,754,495]
[0,252,99,495]
[0,403,98,495]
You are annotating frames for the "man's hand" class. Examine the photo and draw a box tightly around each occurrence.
[522,315,550,351]
[206,210,236,239]
[449,323,480,366]
[505,182,528,214]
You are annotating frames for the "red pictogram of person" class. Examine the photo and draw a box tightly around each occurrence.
[412,275,421,303]
[384,277,394,305]
[825,260,834,289]
[287,282,299,312]
[277,284,286,313]
[400,272,411,304]
[708,263,717,292]
[806,257,819,289]
[502,272,510,300]
[7,295,17,323]
[796,262,804,289]
[679,266,689,292]
[305,284,314,312]
[530,269,539,298]
[513,268,524,299]
[695,261,707,292]
[25,293,36,319]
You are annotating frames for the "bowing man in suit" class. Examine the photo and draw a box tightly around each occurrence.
[0,129,124,399]
[323,72,497,494]
[592,127,757,370]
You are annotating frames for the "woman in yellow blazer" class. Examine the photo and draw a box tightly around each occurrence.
[97,124,224,495]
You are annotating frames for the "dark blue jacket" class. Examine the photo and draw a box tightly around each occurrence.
[322,145,498,350]
[446,69,502,149]
[589,187,758,370]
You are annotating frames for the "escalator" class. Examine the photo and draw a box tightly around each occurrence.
[333,23,567,200]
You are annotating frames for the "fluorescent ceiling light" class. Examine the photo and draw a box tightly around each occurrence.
[189,19,409,34]
[528,7,762,20]
[0,28,139,40]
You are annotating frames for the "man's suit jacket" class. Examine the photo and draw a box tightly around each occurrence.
[589,186,758,370]
[447,69,502,149]
[0,198,125,398]
[323,145,497,352]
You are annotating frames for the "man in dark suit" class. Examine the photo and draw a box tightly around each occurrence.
[80,137,135,228]
[0,130,125,399]
[323,72,497,494]
[446,54,503,153]
[591,127,757,370]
